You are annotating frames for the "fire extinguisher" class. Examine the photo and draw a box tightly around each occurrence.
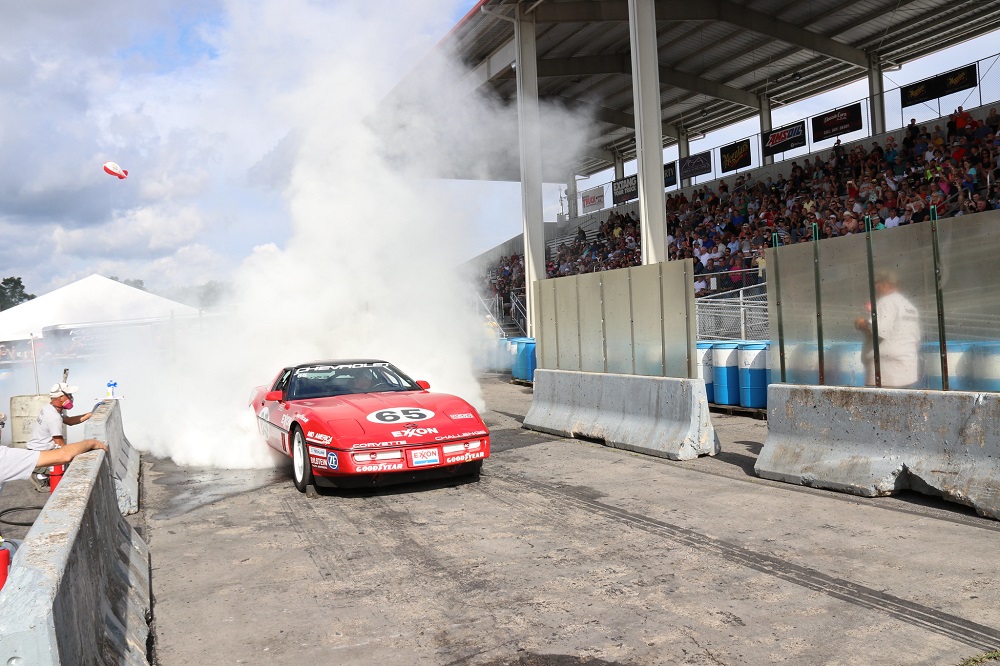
[49,464,65,493]
[0,539,10,591]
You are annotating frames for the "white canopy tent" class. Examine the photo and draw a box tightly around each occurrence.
[0,275,199,342]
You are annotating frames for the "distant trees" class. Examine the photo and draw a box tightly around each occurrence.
[108,276,146,291]
[0,277,36,311]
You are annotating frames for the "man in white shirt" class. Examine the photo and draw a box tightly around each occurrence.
[855,271,921,387]
[884,209,903,228]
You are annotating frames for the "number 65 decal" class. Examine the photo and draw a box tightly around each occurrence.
[366,407,435,423]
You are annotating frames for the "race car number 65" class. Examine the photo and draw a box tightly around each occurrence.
[366,408,435,423]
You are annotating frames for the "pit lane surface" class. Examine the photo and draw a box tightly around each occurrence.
[143,375,1000,665]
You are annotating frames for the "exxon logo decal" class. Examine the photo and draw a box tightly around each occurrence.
[391,427,438,438]
[766,125,803,147]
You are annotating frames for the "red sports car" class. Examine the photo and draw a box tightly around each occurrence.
[250,359,490,492]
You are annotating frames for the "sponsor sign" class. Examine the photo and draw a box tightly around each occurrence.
[901,64,978,108]
[663,161,677,188]
[391,427,438,438]
[354,440,407,448]
[720,139,751,173]
[327,452,339,469]
[411,447,440,467]
[580,186,605,213]
[306,431,332,444]
[434,430,489,441]
[679,151,712,180]
[811,102,863,141]
[296,362,388,374]
[310,456,328,468]
[611,175,638,205]
[763,121,807,157]
[308,445,326,457]
[280,414,293,430]
[449,413,475,420]
[367,407,434,423]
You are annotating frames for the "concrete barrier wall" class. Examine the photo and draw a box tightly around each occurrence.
[756,384,1000,519]
[0,449,151,665]
[524,369,720,460]
[86,400,140,515]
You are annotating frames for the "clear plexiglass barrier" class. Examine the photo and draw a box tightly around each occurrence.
[767,210,1000,391]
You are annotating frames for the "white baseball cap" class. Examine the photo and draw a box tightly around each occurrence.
[50,382,79,398]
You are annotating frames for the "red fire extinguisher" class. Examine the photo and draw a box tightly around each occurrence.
[49,464,65,493]
[0,543,10,591]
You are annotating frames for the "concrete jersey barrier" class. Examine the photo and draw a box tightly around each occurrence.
[756,384,1000,519]
[524,369,720,460]
[0,449,151,665]
[85,400,140,516]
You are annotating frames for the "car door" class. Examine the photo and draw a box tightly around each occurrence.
[258,368,292,453]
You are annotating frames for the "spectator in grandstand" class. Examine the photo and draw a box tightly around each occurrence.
[855,270,921,388]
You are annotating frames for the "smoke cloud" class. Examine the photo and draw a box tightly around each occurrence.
[1,0,596,469]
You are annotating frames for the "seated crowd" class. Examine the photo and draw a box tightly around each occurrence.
[482,106,1000,300]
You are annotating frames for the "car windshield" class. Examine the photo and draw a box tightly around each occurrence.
[287,362,419,399]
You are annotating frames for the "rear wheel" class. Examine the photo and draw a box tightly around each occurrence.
[291,427,313,493]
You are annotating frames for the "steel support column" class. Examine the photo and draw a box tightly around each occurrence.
[760,95,773,166]
[628,0,667,265]
[868,53,886,136]
[678,130,691,189]
[613,150,625,180]
[515,4,545,337]
[566,174,579,219]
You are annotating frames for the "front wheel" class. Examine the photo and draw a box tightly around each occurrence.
[291,427,313,493]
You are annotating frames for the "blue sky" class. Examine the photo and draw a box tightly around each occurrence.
[0,0,997,298]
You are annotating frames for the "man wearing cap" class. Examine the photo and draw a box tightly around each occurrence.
[25,382,104,490]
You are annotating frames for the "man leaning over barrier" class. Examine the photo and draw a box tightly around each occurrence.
[26,382,104,491]
[1,433,107,493]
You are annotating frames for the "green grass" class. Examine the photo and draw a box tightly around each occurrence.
[957,650,1000,666]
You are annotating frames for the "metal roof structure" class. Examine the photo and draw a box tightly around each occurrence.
[391,0,1000,180]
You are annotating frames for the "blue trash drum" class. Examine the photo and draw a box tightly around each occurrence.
[697,342,715,403]
[738,342,768,408]
[711,342,741,406]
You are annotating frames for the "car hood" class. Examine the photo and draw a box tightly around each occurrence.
[296,391,488,448]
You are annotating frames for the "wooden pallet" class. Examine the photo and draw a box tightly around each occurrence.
[709,403,768,420]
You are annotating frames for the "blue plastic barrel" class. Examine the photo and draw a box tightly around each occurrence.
[923,341,974,390]
[973,342,1000,392]
[711,342,741,405]
[738,342,768,408]
[512,338,530,379]
[525,341,537,381]
[784,343,821,385]
[696,342,715,403]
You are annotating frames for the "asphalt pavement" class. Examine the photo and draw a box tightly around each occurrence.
[6,374,1000,665]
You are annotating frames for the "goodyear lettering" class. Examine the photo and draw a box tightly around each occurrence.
[445,451,486,464]
[391,427,438,438]
[355,463,403,473]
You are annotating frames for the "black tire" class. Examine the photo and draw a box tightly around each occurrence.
[468,460,483,478]
[291,427,313,493]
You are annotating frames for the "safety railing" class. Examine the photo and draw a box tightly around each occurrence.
[697,283,769,341]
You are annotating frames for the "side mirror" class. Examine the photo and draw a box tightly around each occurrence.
[265,390,284,402]
[415,380,431,390]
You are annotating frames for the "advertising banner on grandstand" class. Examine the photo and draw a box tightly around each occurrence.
[679,151,712,180]
[901,64,978,108]
[581,186,605,213]
[664,161,677,188]
[811,102,863,141]
[612,175,638,205]
[763,121,807,157]
[720,139,752,173]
